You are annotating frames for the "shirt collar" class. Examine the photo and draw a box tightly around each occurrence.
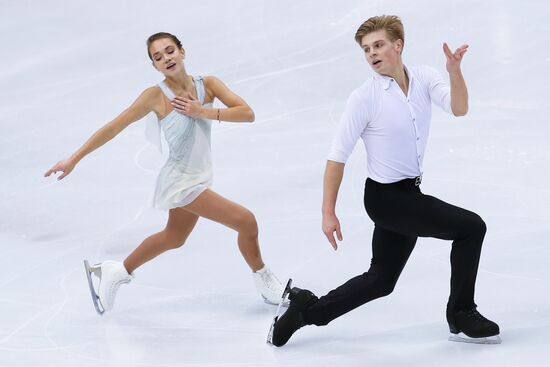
[374,73,393,90]
[374,65,412,90]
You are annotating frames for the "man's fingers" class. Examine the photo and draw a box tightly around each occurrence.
[330,235,338,250]
[336,226,343,241]
[455,46,468,55]
[324,231,338,250]
[444,43,469,61]
[443,43,452,58]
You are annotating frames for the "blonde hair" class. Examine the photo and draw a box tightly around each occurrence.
[355,15,405,49]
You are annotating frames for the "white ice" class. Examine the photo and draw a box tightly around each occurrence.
[1,0,549,366]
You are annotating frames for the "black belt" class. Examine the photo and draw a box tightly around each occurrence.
[398,176,422,187]
[367,176,422,188]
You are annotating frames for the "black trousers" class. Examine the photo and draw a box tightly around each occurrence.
[304,178,486,326]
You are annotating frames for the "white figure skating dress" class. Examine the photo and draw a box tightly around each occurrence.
[152,76,213,209]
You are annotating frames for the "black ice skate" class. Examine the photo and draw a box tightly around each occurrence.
[267,284,318,347]
[447,308,501,344]
[267,278,292,344]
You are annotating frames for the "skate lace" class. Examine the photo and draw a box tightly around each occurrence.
[465,309,487,322]
[261,269,281,292]
[107,276,131,300]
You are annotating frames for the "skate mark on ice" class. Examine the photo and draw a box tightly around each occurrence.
[0,233,103,289]
[43,268,103,359]
[0,269,92,353]
[0,301,64,347]
[431,177,550,195]
[234,53,351,84]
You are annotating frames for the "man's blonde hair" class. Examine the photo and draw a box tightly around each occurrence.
[355,15,405,50]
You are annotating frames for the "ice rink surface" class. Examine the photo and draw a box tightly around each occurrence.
[1,0,549,366]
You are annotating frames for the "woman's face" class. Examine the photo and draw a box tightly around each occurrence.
[149,38,185,75]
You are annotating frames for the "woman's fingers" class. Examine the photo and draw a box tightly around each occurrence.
[171,98,189,113]
[45,165,68,180]
[44,163,60,177]
[172,93,197,103]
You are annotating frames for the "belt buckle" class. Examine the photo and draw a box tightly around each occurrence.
[414,176,422,186]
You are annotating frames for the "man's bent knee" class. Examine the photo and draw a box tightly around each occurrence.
[467,213,487,238]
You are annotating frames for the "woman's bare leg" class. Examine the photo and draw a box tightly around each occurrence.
[183,189,265,271]
[123,208,199,273]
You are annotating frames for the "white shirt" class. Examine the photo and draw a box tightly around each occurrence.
[328,65,453,183]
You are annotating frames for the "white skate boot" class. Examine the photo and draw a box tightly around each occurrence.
[253,266,285,305]
[83,260,133,315]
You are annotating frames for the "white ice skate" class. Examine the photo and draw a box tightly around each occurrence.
[252,266,286,305]
[83,260,133,315]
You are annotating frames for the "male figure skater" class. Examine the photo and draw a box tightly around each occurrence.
[270,15,500,346]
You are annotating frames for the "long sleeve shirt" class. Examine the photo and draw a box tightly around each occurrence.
[328,65,453,183]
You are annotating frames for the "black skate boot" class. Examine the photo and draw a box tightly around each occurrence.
[447,308,501,344]
[271,287,318,347]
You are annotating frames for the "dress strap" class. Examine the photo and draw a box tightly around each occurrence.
[192,76,206,104]
[158,81,176,99]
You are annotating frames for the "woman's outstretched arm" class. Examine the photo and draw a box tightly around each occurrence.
[44,87,160,180]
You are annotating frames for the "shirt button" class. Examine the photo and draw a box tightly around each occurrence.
[417,137,420,141]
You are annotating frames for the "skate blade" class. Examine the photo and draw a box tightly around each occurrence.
[448,332,502,344]
[267,278,292,345]
[267,316,278,345]
[264,299,290,308]
[83,260,105,315]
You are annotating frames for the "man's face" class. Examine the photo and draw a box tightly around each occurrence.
[360,30,403,75]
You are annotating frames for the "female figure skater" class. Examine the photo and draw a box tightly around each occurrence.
[269,15,500,346]
[44,32,284,314]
